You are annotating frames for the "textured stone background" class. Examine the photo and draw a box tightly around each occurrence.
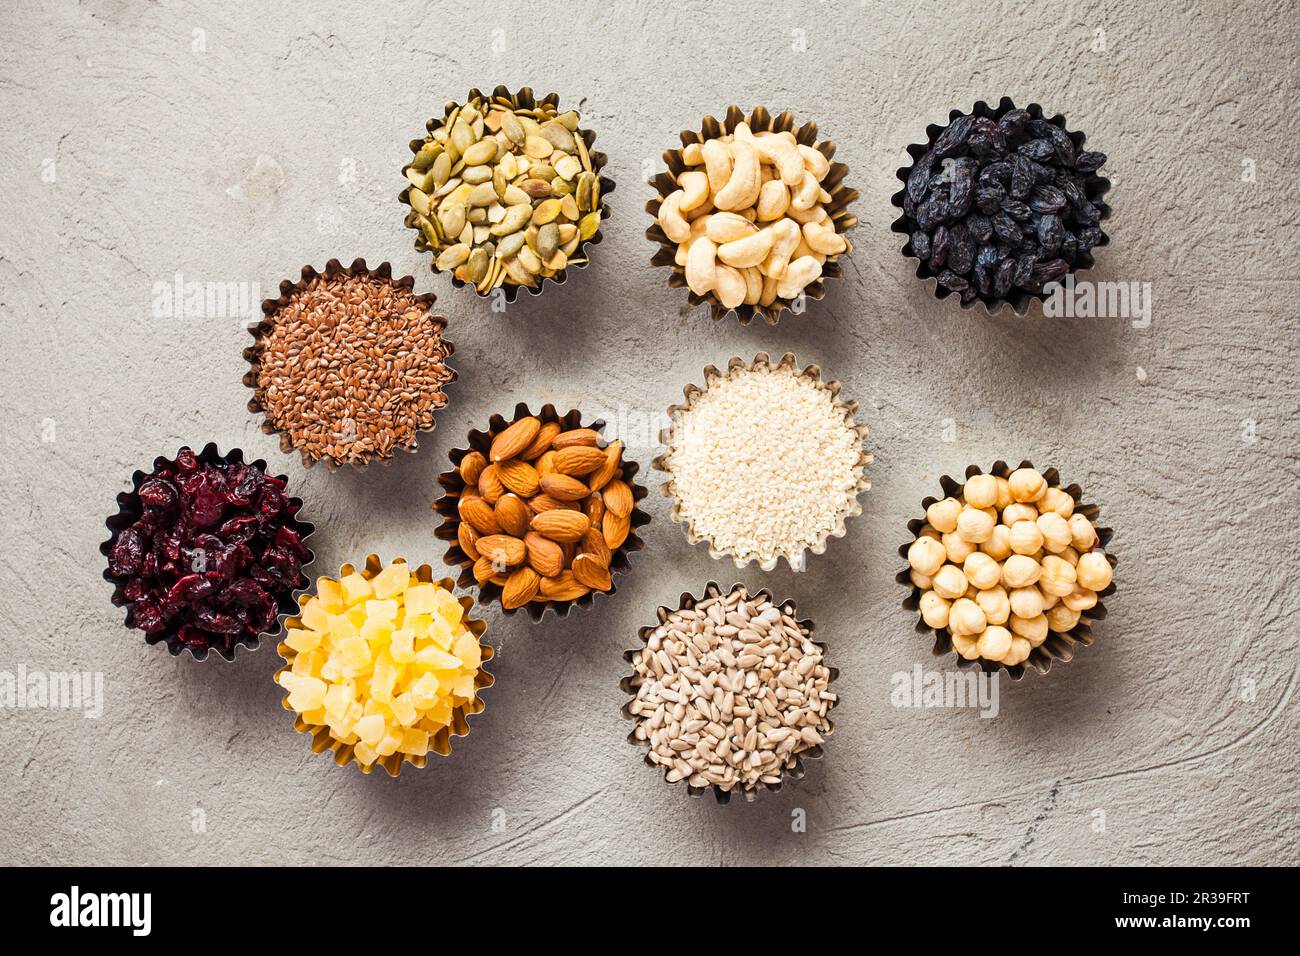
[1,0,1296,866]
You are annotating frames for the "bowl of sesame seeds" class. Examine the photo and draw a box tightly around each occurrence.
[244,258,457,470]
[653,352,871,570]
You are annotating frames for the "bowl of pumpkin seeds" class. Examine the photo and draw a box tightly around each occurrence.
[400,85,614,300]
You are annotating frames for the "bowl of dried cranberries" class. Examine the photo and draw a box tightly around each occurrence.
[890,97,1111,313]
[101,443,315,661]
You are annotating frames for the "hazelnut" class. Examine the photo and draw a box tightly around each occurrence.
[1062,584,1098,612]
[1002,502,1039,526]
[1039,555,1077,597]
[1047,603,1081,633]
[976,585,1010,626]
[963,473,998,509]
[949,597,987,636]
[1040,487,1075,518]
[919,590,951,629]
[1008,519,1044,555]
[1008,585,1045,620]
[993,476,1013,511]
[980,524,1013,561]
[1010,612,1049,645]
[1068,513,1098,551]
[1008,467,1047,503]
[963,551,1002,590]
[910,569,933,590]
[942,530,976,563]
[1001,554,1041,589]
[908,535,946,576]
[976,625,1013,661]
[926,497,962,534]
[1076,551,1113,591]
[1036,512,1072,553]
[932,564,969,600]
[918,523,941,540]
[956,505,995,543]
[1006,635,1033,666]
[951,631,980,660]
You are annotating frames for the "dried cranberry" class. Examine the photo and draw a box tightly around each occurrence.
[109,527,146,576]
[194,604,241,634]
[138,478,178,512]
[175,448,200,474]
[218,515,260,544]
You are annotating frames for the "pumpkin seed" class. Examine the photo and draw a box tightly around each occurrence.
[554,154,581,181]
[576,172,595,212]
[536,222,560,261]
[560,194,579,220]
[496,232,526,259]
[462,164,493,185]
[500,111,525,146]
[432,151,452,189]
[578,211,600,240]
[468,182,498,207]
[532,198,562,225]
[550,176,574,196]
[517,245,542,273]
[521,178,552,199]
[436,243,470,270]
[557,110,580,132]
[467,246,490,282]
[524,135,553,159]
[541,121,576,153]
[503,184,530,205]
[411,140,441,171]
[450,119,474,155]
[462,139,498,166]
[491,203,531,236]
[408,187,430,216]
[439,203,467,238]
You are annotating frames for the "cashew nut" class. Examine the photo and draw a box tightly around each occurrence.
[674,216,712,266]
[712,140,760,211]
[657,189,691,243]
[684,236,717,295]
[706,212,758,244]
[682,142,704,165]
[776,255,822,300]
[717,225,777,268]
[798,144,830,181]
[755,179,790,221]
[761,217,802,278]
[789,169,821,212]
[753,134,804,186]
[677,170,710,212]
[760,273,779,306]
[802,220,847,255]
[713,263,746,309]
[742,266,763,305]
[701,138,732,193]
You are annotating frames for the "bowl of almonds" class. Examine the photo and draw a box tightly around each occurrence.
[401,86,613,299]
[432,404,650,619]
[647,105,858,325]
[898,460,1117,679]
[621,582,837,804]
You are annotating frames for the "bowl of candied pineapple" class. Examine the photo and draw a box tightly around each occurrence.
[275,555,493,775]
[899,461,1116,679]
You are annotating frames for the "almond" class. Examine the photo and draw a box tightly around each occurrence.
[459,450,487,486]
[496,458,540,496]
[501,566,541,609]
[457,522,481,560]
[587,440,622,491]
[602,478,633,518]
[458,495,500,535]
[527,493,577,514]
[551,427,600,449]
[584,493,605,526]
[602,510,630,549]
[571,553,613,591]
[495,493,531,537]
[581,528,611,567]
[478,463,505,503]
[539,473,589,501]
[524,532,564,577]
[553,445,606,476]
[531,509,589,543]
[534,450,558,475]
[520,421,561,461]
[476,533,526,567]
[539,570,590,600]
[472,556,497,584]
[490,416,541,462]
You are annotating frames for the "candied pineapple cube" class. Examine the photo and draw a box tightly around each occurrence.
[364,599,399,622]
[410,671,441,707]
[390,692,418,726]
[299,599,332,633]
[424,700,454,729]
[370,562,410,600]
[285,627,324,654]
[416,645,462,671]
[360,618,394,646]
[403,584,438,616]
[290,651,318,677]
[376,731,402,757]
[400,727,430,757]
[452,632,481,670]
[433,589,464,626]
[352,741,378,766]
[450,673,476,701]
[338,635,372,671]
[339,572,373,605]
[328,612,358,641]
[287,675,327,712]
[426,618,454,650]
[315,577,346,613]
[389,628,415,663]
[323,683,353,718]
[354,713,385,747]
[371,659,399,702]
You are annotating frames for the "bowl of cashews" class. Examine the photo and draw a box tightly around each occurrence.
[647,105,858,325]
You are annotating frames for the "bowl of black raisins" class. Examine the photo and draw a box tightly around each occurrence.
[890,97,1110,314]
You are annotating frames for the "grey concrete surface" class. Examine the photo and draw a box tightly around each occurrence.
[1,0,1297,867]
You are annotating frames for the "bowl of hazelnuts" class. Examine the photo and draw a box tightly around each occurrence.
[898,460,1117,679]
